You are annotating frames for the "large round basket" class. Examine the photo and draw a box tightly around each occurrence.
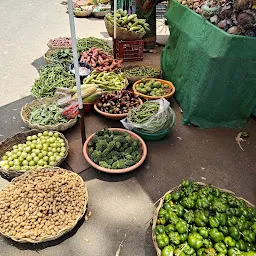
[44,49,59,64]
[123,65,162,84]
[152,182,255,256]
[104,17,146,40]
[0,130,69,180]
[0,167,88,243]
[21,98,77,131]
[93,9,111,18]
[74,9,92,17]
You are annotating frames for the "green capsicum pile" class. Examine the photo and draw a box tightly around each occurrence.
[154,180,256,256]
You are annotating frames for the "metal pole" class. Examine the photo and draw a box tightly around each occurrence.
[113,0,117,59]
[67,0,86,145]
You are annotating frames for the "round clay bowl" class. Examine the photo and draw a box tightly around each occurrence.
[94,98,143,120]
[83,128,147,174]
[133,78,175,100]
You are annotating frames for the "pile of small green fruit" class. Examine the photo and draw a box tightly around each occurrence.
[154,180,256,256]
[135,79,169,97]
[0,131,67,172]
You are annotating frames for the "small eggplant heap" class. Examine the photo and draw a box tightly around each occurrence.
[177,0,256,36]
[80,47,123,72]
[96,90,140,114]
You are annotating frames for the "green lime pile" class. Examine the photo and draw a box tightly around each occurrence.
[135,79,169,96]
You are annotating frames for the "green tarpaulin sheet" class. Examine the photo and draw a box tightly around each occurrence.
[161,0,256,128]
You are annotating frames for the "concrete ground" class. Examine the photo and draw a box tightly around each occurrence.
[0,1,255,256]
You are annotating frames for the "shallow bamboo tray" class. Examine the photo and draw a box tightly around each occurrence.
[152,181,255,256]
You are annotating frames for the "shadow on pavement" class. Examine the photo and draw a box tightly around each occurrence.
[31,57,46,73]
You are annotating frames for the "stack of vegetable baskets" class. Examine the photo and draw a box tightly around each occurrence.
[152,180,256,256]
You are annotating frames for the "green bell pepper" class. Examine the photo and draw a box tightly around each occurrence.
[171,204,184,217]
[227,216,238,227]
[242,230,255,243]
[181,197,195,209]
[214,242,227,254]
[157,217,167,225]
[216,213,227,226]
[209,228,224,242]
[228,247,241,256]
[181,180,191,187]
[156,233,170,249]
[161,245,174,256]
[194,210,209,227]
[171,190,181,202]
[159,208,168,218]
[155,225,166,235]
[246,243,256,252]
[168,231,181,245]
[234,208,242,217]
[190,225,198,233]
[212,188,221,197]
[235,239,247,251]
[218,226,229,236]
[190,192,199,201]
[251,223,256,234]
[184,210,195,224]
[197,248,205,256]
[203,248,217,256]
[212,200,227,213]
[164,202,174,212]
[224,236,236,247]
[199,227,209,238]
[203,239,213,248]
[217,253,226,256]
[237,199,246,208]
[229,227,241,241]
[226,208,236,217]
[188,232,204,249]
[241,207,251,219]
[184,244,195,255]
[209,216,220,228]
[196,198,210,209]
[176,220,188,234]
[180,233,188,243]
[207,194,214,203]
[165,224,176,234]
[167,212,180,225]
[247,208,256,219]
[164,193,172,203]
[227,195,238,207]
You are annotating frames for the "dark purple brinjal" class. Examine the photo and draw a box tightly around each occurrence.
[227,26,242,34]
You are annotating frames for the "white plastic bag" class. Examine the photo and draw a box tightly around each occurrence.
[121,98,176,133]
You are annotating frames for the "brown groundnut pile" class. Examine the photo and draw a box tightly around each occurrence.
[0,168,86,242]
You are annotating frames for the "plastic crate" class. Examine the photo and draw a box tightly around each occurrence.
[116,39,144,62]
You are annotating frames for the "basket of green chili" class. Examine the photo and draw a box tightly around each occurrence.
[21,98,77,131]
[122,65,162,84]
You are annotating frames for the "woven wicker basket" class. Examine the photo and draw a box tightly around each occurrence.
[123,65,162,84]
[0,130,69,180]
[47,38,72,50]
[152,181,255,256]
[44,49,60,64]
[20,97,77,131]
[74,9,92,17]
[93,9,110,18]
[104,17,146,40]
[0,167,88,243]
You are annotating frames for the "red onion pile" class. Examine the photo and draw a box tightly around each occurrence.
[96,90,140,114]
[47,37,72,49]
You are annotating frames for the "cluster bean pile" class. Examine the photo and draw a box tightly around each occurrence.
[123,66,161,78]
[31,65,75,98]
[0,168,86,242]
[77,37,112,54]
[154,180,256,256]
[88,128,143,169]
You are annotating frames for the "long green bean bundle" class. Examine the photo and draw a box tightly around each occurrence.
[124,66,160,78]
[29,103,68,125]
[124,99,176,133]
[31,64,75,98]
[77,37,112,54]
